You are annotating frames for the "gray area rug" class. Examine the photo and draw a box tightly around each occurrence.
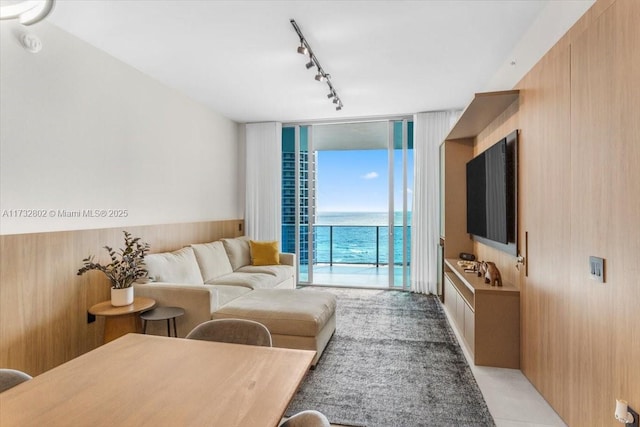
[286,288,495,427]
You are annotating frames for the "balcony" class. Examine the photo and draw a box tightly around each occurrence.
[283,224,411,289]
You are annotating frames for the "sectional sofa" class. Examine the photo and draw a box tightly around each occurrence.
[134,236,336,365]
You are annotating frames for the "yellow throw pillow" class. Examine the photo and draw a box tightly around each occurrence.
[249,240,280,266]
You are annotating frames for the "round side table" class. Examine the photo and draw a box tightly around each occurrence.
[140,306,185,337]
[89,297,156,344]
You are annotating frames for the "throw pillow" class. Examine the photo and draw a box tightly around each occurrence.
[191,241,234,282]
[221,237,251,270]
[144,247,204,284]
[249,240,280,266]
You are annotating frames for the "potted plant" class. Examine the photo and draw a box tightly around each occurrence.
[78,231,150,306]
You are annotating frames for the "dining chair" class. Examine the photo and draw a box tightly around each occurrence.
[0,369,32,393]
[185,318,272,347]
[280,410,331,427]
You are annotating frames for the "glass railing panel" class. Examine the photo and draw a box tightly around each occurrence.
[313,225,411,267]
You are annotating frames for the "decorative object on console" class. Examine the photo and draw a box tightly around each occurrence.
[459,252,476,261]
[479,261,502,287]
[477,261,487,278]
[77,231,150,306]
[457,259,477,273]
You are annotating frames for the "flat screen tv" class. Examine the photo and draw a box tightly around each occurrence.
[466,130,518,255]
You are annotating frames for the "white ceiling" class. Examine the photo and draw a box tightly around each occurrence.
[46,0,594,124]
[314,121,390,151]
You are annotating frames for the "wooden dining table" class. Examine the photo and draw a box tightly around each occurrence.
[0,333,315,427]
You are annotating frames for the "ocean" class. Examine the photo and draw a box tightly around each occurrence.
[315,212,411,265]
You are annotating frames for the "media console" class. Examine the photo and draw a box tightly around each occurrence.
[443,258,520,368]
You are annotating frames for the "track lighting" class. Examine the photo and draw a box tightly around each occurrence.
[290,19,344,112]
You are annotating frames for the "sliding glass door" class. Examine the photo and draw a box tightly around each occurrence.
[391,120,413,289]
[282,119,412,289]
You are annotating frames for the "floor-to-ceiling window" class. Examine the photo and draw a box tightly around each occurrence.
[281,126,315,283]
[282,119,413,289]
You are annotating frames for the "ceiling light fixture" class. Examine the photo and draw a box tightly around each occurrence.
[290,19,344,112]
[0,0,55,25]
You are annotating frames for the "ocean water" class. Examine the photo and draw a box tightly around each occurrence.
[315,212,411,265]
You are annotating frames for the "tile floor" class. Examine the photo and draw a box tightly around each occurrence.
[442,306,567,427]
[305,264,404,288]
[299,267,567,426]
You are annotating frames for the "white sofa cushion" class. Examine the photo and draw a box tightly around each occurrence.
[145,247,204,284]
[212,289,337,337]
[207,272,279,289]
[221,237,251,270]
[236,265,294,284]
[191,241,234,282]
[211,284,253,308]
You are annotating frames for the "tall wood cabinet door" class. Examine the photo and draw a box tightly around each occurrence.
[463,304,475,353]
[517,42,572,414]
[444,276,457,317]
[455,290,465,328]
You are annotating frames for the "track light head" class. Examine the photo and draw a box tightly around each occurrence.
[315,72,326,82]
[327,92,335,99]
[305,60,314,69]
[333,97,339,104]
[336,105,342,111]
[297,43,308,55]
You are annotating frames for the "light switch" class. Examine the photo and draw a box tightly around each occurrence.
[589,256,605,283]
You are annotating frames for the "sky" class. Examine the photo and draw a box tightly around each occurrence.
[316,149,413,213]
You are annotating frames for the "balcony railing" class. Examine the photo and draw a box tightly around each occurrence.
[281,224,411,267]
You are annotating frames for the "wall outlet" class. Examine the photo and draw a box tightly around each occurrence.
[589,256,605,283]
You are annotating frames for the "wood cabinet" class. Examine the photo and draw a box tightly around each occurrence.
[444,259,520,368]
[440,90,521,368]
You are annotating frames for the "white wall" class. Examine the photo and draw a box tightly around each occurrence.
[0,21,241,235]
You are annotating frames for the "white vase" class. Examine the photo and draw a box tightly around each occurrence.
[111,287,134,307]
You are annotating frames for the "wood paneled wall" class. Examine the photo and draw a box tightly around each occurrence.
[567,1,640,424]
[0,220,244,376]
[472,0,639,424]
[443,138,475,260]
